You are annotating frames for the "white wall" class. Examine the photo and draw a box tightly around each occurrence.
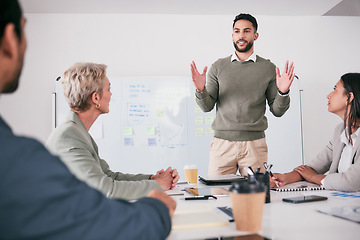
[0,13,359,169]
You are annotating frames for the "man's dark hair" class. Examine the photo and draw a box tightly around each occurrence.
[0,0,22,41]
[233,13,258,32]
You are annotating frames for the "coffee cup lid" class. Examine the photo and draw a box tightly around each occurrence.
[229,177,266,194]
[184,164,197,169]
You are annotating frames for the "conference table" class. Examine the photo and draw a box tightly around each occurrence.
[166,182,360,240]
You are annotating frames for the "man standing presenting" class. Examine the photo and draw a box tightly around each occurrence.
[191,13,295,176]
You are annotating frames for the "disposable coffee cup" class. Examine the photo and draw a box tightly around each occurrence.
[184,164,198,184]
[229,176,266,232]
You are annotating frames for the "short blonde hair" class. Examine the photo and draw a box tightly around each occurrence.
[62,62,107,112]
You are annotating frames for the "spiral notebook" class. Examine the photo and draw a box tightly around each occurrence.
[271,181,325,192]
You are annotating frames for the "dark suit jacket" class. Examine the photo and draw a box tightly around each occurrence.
[0,116,171,239]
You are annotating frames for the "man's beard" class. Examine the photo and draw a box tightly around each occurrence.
[233,40,253,53]
[2,63,22,93]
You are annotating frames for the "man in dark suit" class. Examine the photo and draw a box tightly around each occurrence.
[0,0,176,239]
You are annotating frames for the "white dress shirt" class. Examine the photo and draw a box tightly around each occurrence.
[231,51,257,62]
[338,127,360,173]
[320,127,360,186]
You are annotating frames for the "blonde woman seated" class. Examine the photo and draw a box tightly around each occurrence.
[271,73,360,192]
[46,62,179,200]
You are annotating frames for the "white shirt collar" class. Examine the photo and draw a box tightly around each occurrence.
[231,51,257,62]
[340,127,360,146]
[338,127,360,173]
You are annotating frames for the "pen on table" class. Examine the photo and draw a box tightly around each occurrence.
[182,195,217,200]
[177,181,188,185]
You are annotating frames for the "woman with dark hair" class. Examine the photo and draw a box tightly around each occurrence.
[271,73,360,192]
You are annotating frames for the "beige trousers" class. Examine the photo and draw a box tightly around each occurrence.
[208,137,268,176]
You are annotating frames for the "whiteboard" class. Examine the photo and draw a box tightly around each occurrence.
[54,76,302,180]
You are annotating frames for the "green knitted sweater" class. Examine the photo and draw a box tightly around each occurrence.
[195,55,290,141]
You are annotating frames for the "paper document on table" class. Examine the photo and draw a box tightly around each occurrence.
[185,187,230,197]
[165,185,184,196]
[317,206,360,223]
[172,206,229,230]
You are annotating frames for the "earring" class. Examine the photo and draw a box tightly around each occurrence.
[96,104,101,108]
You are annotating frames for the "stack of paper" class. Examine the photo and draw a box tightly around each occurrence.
[172,206,229,230]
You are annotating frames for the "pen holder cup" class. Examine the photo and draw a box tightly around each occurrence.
[229,178,266,232]
[256,172,270,203]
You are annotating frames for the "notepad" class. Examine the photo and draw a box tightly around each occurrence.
[185,187,230,197]
[172,206,229,230]
[165,185,184,196]
[271,181,325,192]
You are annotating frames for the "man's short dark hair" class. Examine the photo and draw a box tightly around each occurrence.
[233,13,258,32]
[0,0,22,41]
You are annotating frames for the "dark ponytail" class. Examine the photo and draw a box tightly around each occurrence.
[341,73,360,143]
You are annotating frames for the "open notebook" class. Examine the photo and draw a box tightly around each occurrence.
[271,181,325,192]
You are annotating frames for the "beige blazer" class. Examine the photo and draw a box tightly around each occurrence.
[308,123,360,192]
[46,111,162,200]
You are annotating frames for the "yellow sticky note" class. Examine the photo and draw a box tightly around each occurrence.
[147,126,155,135]
[205,116,214,125]
[206,128,214,136]
[194,105,201,113]
[195,116,204,125]
[124,127,133,136]
[195,128,204,136]
[157,109,165,118]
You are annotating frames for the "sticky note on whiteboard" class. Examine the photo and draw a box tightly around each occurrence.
[157,109,165,117]
[194,105,201,113]
[124,138,133,146]
[195,116,204,125]
[148,138,157,146]
[205,128,214,136]
[195,128,204,136]
[147,126,155,135]
[124,127,133,136]
[205,117,214,125]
